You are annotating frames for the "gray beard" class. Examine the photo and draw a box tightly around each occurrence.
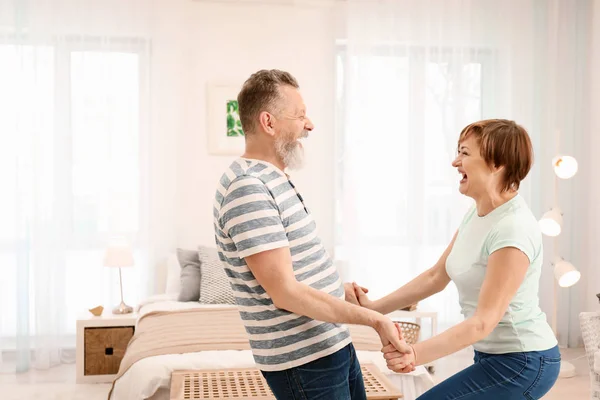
[276,137,305,171]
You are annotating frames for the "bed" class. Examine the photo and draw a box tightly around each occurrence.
[107,252,435,400]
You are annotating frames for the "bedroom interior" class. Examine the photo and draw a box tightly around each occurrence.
[1,0,600,399]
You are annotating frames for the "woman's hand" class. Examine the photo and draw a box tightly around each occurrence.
[353,282,375,309]
[344,282,368,305]
[382,324,416,373]
[384,348,416,373]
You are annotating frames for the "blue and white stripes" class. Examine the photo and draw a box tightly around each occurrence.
[213,158,350,371]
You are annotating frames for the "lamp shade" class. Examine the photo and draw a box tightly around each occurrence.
[553,155,578,179]
[103,238,134,268]
[539,208,563,237]
[554,259,580,288]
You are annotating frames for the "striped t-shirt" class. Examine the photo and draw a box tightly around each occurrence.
[213,158,351,371]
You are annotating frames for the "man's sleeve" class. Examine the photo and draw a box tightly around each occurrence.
[218,176,289,259]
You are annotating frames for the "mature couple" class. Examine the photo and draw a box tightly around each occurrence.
[212,70,560,400]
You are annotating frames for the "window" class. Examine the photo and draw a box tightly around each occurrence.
[335,47,487,247]
[0,39,148,342]
[334,46,488,323]
[71,51,141,239]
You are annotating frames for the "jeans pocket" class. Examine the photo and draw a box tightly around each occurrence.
[297,346,351,373]
[542,356,561,364]
[294,346,351,391]
[479,351,528,383]
[292,365,349,399]
[524,356,561,400]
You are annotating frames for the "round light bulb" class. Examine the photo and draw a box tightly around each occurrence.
[554,259,580,288]
[553,156,578,179]
[539,208,563,237]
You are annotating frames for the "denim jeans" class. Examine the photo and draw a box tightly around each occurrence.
[417,345,561,399]
[261,344,367,400]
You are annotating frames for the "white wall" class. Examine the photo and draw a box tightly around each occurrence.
[173,1,339,250]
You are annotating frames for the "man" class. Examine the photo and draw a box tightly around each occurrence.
[212,69,409,400]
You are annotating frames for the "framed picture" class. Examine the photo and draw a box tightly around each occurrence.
[207,84,245,155]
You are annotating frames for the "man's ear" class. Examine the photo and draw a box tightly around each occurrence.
[258,111,276,137]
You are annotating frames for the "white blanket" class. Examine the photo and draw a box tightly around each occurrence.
[110,295,434,400]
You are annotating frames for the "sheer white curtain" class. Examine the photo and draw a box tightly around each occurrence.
[0,0,157,372]
[336,0,594,338]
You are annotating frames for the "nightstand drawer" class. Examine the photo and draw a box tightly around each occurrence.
[84,326,134,376]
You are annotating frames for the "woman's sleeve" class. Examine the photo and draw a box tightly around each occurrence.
[486,216,538,263]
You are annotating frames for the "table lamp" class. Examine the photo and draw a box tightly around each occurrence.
[103,238,134,314]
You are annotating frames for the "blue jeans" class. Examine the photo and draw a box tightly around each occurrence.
[261,344,367,400]
[417,345,561,399]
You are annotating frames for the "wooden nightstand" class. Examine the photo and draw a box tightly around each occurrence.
[76,311,137,383]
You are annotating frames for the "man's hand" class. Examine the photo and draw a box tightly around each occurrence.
[344,282,368,305]
[381,324,416,373]
[353,282,375,309]
[373,317,412,358]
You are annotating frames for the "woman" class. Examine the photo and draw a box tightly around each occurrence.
[354,119,560,399]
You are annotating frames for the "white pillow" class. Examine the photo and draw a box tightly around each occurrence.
[165,253,182,295]
[198,246,234,305]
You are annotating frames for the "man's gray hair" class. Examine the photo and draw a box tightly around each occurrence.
[237,69,299,135]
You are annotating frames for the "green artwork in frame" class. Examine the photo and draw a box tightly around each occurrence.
[208,84,245,155]
[226,100,244,137]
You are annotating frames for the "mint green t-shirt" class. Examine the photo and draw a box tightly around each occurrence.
[446,194,557,353]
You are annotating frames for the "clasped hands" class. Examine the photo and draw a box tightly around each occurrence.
[344,282,416,373]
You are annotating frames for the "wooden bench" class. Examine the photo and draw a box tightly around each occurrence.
[170,363,403,400]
